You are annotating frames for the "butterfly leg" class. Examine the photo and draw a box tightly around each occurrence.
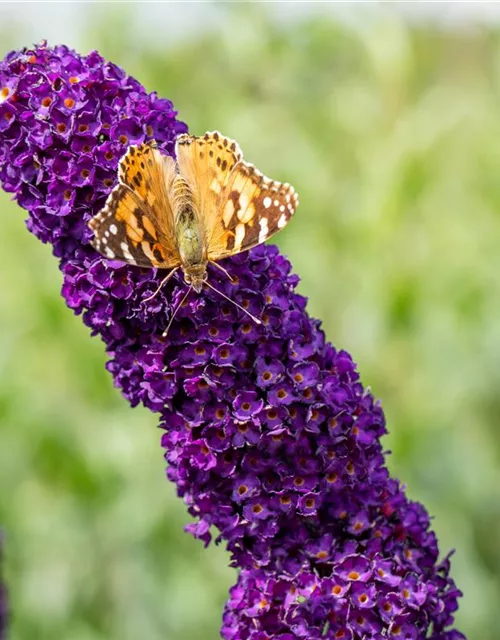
[203,280,262,325]
[209,260,235,283]
[143,267,179,303]
[162,286,193,337]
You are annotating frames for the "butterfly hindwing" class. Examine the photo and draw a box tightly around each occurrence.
[89,142,180,268]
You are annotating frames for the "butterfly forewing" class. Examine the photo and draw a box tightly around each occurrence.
[89,142,180,268]
[207,160,299,260]
[175,132,243,230]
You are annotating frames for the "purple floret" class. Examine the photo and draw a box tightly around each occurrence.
[0,42,464,639]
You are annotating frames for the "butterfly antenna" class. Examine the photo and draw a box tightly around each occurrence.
[203,280,262,325]
[162,286,193,337]
[209,260,235,282]
[143,268,179,303]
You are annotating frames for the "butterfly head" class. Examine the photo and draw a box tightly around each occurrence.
[183,264,207,293]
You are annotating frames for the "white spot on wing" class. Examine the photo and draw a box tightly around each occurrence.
[234,222,246,250]
[105,247,116,259]
[120,241,134,261]
[258,217,269,243]
[263,196,272,209]
[109,224,118,235]
[238,193,249,211]
[277,213,288,229]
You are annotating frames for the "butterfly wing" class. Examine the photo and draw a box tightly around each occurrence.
[89,141,180,268]
[208,161,298,259]
[175,130,242,236]
[175,131,298,261]
[175,131,243,213]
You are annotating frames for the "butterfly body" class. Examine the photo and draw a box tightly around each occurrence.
[172,178,207,292]
[88,131,299,297]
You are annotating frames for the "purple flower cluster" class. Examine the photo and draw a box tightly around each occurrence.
[0,43,464,639]
[223,557,463,640]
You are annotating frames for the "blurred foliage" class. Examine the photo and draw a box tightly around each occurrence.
[1,5,499,640]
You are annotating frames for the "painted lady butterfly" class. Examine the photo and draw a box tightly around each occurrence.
[88,131,298,321]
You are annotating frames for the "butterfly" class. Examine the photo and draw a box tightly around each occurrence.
[88,131,298,326]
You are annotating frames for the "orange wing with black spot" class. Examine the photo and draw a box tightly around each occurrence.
[89,141,180,268]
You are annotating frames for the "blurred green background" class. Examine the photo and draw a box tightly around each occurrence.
[0,4,499,640]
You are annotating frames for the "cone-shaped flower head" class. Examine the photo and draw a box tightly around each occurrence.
[0,42,464,639]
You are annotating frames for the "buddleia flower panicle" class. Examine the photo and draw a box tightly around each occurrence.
[0,42,464,639]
